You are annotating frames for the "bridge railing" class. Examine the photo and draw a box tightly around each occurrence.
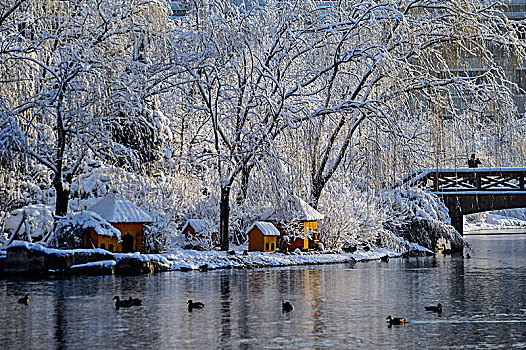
[401,168,526,193]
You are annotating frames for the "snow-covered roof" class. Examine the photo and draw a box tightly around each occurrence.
[182,219,216,234]
[247,221,280,236]
[290,196,325,221]
[261,195,324,222]
[62,211,122,239]
[87,193,153,223]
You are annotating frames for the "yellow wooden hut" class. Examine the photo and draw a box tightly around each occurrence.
[264,195,324,251]
[247,221,280,252]
[84,193,153,253]
[286,196,324,250]
[181,219,217,250]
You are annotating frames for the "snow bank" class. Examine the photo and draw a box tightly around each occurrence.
[1,241,434,276]
[70,260,116,269]
[7,241,110,257]
[160,245,411,271]
[465,209,526,232]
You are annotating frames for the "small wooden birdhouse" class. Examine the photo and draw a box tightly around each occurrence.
[247,221,280,252]
[85,193,153,253]
[181,219,217,250]
[263,195,324,251]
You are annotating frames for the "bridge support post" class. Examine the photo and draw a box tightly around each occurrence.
[450,215,463,236]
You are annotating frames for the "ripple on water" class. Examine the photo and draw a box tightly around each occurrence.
[1,234,526,349]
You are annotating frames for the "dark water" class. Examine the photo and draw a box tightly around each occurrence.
[1,234,526,349]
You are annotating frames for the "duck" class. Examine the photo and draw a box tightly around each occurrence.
[425,303,443,313]
[113,296,133,308]
[18,294,29,305]
[386,315,405,325]
[380,255,390,263]
[282,300,294,312]
[187,300,204,311]
[128,297,143,306]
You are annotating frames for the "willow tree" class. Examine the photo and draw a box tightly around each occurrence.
[0,0,172,216]
[283,0,526,208]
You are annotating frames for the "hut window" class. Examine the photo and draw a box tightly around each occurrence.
[265,242,269,251]
[100,243,105,250]
[108,244,114,252]
[271,243,275,251]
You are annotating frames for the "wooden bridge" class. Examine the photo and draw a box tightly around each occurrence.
[401,168,526,235]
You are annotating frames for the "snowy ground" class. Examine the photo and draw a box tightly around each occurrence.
[69,245,417,272]
[1,241,435,274]
[465,209,526,233]
[160,245,411,271]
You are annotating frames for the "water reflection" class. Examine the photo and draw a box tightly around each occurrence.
[1,235,526,349]
[220,273,231,348]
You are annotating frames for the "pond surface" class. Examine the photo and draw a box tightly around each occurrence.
[1,234,526,349]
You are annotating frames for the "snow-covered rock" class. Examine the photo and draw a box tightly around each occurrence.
[0,241,428,276]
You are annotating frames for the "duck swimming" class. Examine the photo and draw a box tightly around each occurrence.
[128,297,142,306]
[386,315,405,325]
[113,296,133,308]
[282,300,294,312]
[187,300,204,311]
[425,303,443,313]
[18,295,29,305]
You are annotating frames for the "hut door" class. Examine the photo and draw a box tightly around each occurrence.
[122,233,134,253]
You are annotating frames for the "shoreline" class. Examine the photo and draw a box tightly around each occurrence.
[464,228,526,236]
[0,242,434,277]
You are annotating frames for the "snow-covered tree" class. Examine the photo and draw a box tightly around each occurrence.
[167,0,526,250]
[171,0,332,250]
[281,0,526,207]
[381,187,464,251]
[0,0,172,216]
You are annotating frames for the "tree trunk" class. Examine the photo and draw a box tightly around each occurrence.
[310,116,365,210]
[219,185,231,251]
[54,91,68,217]
[53,179,69,217]
[310,179,324,210]
[236,164,253,206]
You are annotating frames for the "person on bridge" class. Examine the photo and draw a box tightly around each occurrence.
[468,153,481,168]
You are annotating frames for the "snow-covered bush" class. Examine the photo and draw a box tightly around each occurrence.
[382,187,465,251]
[178,219,218,251]
[49,211,120,249]
[317,185,386,250]
[279,221,312,248]
[375,230,413,253]
[3,204,54,244]
[144,219,179,253]
[184,231,217,251]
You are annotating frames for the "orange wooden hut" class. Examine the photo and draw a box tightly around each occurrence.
[181,219,217,250]
[84,193,153,253]
[264,195,324,251]
[247,221,280,252]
